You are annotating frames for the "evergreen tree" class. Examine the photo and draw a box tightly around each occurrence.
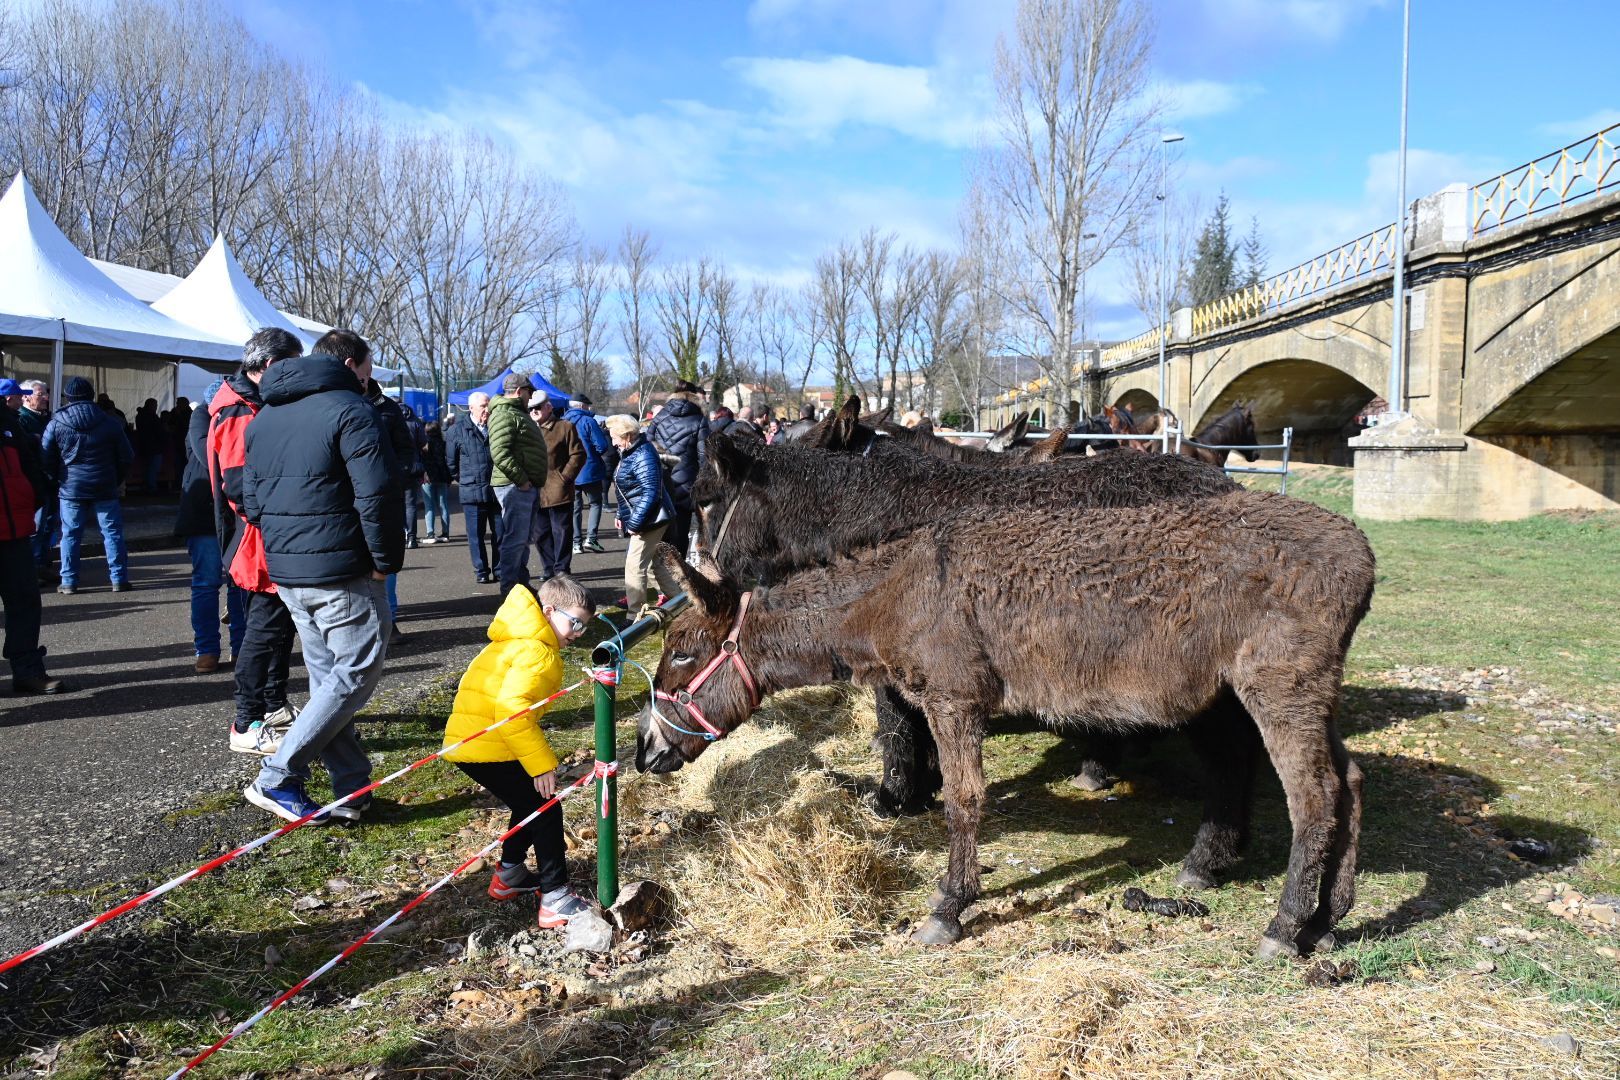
[1241,215,1267,289]
[547,345,571,394]
[1188,193,1237,305]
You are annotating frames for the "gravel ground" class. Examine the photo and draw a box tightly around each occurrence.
[0,530,633,959]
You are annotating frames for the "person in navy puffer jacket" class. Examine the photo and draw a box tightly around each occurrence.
[41,376,134,593]
[602,414,678,615]
[563,394,612,554]
[643,381,709,556]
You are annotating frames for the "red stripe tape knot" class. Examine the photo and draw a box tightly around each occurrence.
[589,666,619,687]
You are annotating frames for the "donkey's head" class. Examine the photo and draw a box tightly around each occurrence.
[692,433,786,581]
[636,546,759,773]
[805,396,883,454]
[984,411,1030,453]
[1234,401,1259,462]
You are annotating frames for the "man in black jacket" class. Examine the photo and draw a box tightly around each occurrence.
[645,380,708,556]
[240,329,403,824]
[445,392,501,583]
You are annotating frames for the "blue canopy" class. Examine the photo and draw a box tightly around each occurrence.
[447,368,570,409]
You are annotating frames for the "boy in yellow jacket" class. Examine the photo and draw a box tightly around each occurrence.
[443,574,595,928]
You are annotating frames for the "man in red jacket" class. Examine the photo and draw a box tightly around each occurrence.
[208,327,303,754]
[0,405,62,693]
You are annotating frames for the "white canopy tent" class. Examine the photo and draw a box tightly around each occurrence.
[0,172,241,410]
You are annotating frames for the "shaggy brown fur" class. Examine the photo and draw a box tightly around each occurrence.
[692,404,1254,884]
[639,489,1374,957]
[1180,402,1259,467]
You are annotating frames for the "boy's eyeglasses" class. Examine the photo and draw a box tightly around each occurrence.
[554,610,587,634]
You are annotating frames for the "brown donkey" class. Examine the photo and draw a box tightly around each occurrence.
[639,490,1374,958]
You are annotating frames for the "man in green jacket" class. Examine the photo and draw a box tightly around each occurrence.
[488,373,548,595]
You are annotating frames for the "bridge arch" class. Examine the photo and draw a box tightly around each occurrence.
[1198,358,1378,464]
[1114,387,1159,415]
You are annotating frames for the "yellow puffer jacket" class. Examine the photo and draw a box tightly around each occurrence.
[441,586,563,777]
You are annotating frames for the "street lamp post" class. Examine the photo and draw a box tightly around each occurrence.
[1079,231,1098,421]
[1385,0,1412,424]
[1159,133,1184,440]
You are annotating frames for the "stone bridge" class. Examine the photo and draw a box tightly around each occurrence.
[985,126,1620,520]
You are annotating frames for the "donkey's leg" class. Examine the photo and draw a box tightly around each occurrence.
[1232,656,1352,959]
[912,702,986,946]
[1067,730,1125,792]
[870,686,942,817]
[1299,737,1364,954]
[1177,693,1262,891]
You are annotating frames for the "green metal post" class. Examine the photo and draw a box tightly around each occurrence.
[594,666,618,907]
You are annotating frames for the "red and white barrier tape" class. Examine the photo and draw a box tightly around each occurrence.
[0,677,588,977]
[166,763,614,1080]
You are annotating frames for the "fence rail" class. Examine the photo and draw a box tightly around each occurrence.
[947,426,1295,492]
[1471,123,1620,235]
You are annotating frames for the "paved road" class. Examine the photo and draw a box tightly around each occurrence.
[0,527,634,957]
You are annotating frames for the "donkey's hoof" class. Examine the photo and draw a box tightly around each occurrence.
[1067,768,1115,792]
[1174,866,1219,892]
[912,915,962,946]
[1254,935,1299,961]
[1303,929,1337,954]
[927,887,949,912]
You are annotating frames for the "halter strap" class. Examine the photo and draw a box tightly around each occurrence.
[653,591,756,741]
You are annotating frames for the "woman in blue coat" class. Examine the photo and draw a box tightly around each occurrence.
[602,414,679,615]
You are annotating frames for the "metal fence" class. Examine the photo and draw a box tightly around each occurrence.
[947,425,1295,492]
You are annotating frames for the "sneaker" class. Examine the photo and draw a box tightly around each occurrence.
[262,704,299,731]
[230,721,283,756]
[488,864,547,902]
[583,539,606,554]
[327,793,373,823]
[244,780,328,823]
[57,585,77,595]
[536,888,592,929]
[572,543,584,555]
[111,581,132,592]
[195,653,220,674]
[420,536,438,546]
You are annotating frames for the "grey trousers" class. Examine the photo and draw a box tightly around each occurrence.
[257,576,391,798]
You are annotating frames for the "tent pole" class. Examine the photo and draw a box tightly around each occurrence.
[50,322,65,405]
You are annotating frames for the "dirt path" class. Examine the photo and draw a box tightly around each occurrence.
[0,534,632,958]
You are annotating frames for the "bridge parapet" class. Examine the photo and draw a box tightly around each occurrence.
[1471,122,1620,235]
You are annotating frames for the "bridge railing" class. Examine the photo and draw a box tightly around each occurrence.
[1471,122,1620,235]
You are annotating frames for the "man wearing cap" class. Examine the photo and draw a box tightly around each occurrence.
[486,373,547,594]
[564,394,611,554]
[0,379,22,414]
[527,394,584,579]
[41,376,134,593]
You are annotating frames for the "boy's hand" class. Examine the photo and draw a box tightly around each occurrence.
[533,771,556,798]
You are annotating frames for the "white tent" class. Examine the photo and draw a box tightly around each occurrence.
[0,172,241,408]
[154,235,316,351]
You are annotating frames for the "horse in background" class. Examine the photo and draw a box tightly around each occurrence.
[1179,402,1259,467]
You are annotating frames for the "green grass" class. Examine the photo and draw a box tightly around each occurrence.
[5,478,1618,1078]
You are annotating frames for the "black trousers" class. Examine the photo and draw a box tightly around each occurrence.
[403,485,421,542]
[0,538,44,678]
[234,588,294,728]
[535,503,573,578]
[454,759,567,890]
[463,500,501,577]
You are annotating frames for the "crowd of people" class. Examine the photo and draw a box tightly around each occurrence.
[1,345,827,927]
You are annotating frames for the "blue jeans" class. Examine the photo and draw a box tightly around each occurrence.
[186,536,247,656]
[32,503,60,569]
[385,573,398,621]
[59,498,128,588]
[421,482,450,538]
[574,480,605,544]
[257,576,390,797]
[463,500,500,577]
[493,484,538,591]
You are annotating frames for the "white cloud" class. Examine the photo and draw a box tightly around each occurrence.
[1537,109,1620,143]
[731,54,990,147]
[457,0,566,70]
[1156,78,1260,121]
[1205,0,1390,44]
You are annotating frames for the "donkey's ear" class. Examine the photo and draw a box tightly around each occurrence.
[915,415,934,435]
[710,432,753,485]
[1024,426,1069,463]
[987,411,1028,452]
[875,406,894,426]
[656,544,735,617]
[824,396,862,450]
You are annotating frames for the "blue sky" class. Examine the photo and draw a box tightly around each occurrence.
[230,0,1618,341]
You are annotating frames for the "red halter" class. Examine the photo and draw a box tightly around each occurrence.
[653,592,758,741]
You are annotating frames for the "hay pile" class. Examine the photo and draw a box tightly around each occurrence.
[625,685,919,958]
[975,952,1612,1078]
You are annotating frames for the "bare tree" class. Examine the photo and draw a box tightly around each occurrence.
[980,0,1158,415]
[810,241,866,402]
[617,226,659,414]
[907,250,967,417]
[704,262,740,405]
[655,259,710,384]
